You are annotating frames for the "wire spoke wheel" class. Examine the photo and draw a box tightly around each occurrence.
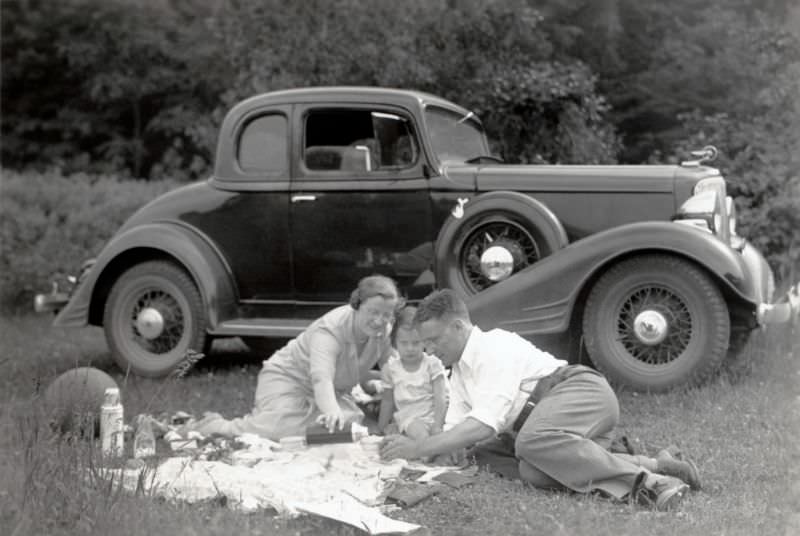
[128,289,186,354]
[460,220,541,293]
[583,255,729,391]
[615,285,692,366]
[104,261,206,378]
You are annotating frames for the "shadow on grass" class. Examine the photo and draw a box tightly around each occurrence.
[191,337,290,374]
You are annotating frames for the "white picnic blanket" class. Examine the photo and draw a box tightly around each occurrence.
[116,436,443,534]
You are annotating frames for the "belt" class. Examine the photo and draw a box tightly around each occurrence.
[511,364,600,432]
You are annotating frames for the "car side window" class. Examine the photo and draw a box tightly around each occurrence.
[304,109,418,173]
[238,113,288,173]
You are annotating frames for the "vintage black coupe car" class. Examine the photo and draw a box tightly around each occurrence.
[36,87,788,391]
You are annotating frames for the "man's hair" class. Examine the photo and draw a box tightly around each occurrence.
[414,289,470,325]
[349,274,401,309]
[391,305,417,343]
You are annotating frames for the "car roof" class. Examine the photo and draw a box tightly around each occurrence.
[229,86,473,117]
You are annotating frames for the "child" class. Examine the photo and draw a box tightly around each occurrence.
[378,306,448,440]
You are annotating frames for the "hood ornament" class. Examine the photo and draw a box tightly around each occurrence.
[451,198,469,219]
[681,145,718,167]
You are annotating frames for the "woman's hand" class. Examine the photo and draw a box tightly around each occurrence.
[316,411,346,433]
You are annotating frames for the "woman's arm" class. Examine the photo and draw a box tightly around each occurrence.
[430,376,447,434]
[308,331,346,430]
[359,369,384,395]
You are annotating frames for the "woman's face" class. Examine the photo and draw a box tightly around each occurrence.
[355,295,397,338]
[395,326,424,366]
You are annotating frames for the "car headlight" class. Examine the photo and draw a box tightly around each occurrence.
[725,196,737,236]
[673,189,718,233]
[674,177,731,242]
[725,195,746,250]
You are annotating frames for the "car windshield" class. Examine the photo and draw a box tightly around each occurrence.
[424,106,490,164]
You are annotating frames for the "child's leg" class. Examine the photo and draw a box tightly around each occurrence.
[404,419,431,441]
[404,419,436,462]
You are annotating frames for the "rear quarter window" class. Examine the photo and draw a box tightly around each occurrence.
[238,114,288,173]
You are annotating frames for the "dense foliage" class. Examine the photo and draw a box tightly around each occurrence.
[1,0,798,283]
[0,170,177,311]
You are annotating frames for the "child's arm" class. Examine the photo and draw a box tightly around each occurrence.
[377,388,395,434]
[431,376,447,434]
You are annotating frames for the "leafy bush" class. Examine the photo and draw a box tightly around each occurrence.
[212,0,619,165]
[1,0,221,181]
[0,170,178,312]
[2,0,620,177]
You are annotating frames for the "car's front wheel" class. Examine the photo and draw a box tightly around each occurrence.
[583,254,730,392]
[103,260,207,377]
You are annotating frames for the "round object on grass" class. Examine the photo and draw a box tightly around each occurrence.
[43,367,119,437]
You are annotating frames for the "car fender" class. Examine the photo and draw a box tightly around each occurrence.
[466,221,764,336]
[53,222,238,329]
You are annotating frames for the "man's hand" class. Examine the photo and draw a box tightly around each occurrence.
[380,434,419,461]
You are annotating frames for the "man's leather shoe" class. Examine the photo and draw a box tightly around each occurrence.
[632,472,690,510]
[656,448,701,490]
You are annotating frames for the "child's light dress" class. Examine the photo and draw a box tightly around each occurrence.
[381,353,447,433]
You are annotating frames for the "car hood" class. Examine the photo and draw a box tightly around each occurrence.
[440,163,720,194]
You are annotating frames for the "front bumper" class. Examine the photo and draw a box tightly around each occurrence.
[34,286,70,313]
[758,286,800,324]
[739,240,799,325]
[32,259,95,316]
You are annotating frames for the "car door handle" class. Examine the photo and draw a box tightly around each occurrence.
[291,194,317,203]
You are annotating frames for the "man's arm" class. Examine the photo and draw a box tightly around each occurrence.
[380,416,494,461]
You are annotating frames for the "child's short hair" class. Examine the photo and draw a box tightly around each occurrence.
[392,305,418,344]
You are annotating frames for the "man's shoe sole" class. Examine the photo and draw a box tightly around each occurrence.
[684,458,701,491]
[655,482,690,510]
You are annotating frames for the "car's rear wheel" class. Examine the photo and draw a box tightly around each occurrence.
[583,254,730,391]
[435,192,567,295]
[103,260,207,377]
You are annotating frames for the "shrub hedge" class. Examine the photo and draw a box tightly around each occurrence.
[0,170,178,312]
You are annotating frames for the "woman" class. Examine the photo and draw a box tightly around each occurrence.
[191,275,401,440]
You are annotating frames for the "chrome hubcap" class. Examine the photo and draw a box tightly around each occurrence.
[633,310,668,345]
[136,307,165,340]
[480,245,515,281]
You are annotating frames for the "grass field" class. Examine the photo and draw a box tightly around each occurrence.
[1,314,798,536]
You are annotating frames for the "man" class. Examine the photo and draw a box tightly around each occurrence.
[380,289,700,510]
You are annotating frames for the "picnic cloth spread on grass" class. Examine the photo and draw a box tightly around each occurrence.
[116,433,469,535]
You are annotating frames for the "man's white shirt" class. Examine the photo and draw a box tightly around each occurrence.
[444,326,567,433]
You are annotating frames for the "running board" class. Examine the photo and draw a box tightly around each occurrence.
[210,318,312,338]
